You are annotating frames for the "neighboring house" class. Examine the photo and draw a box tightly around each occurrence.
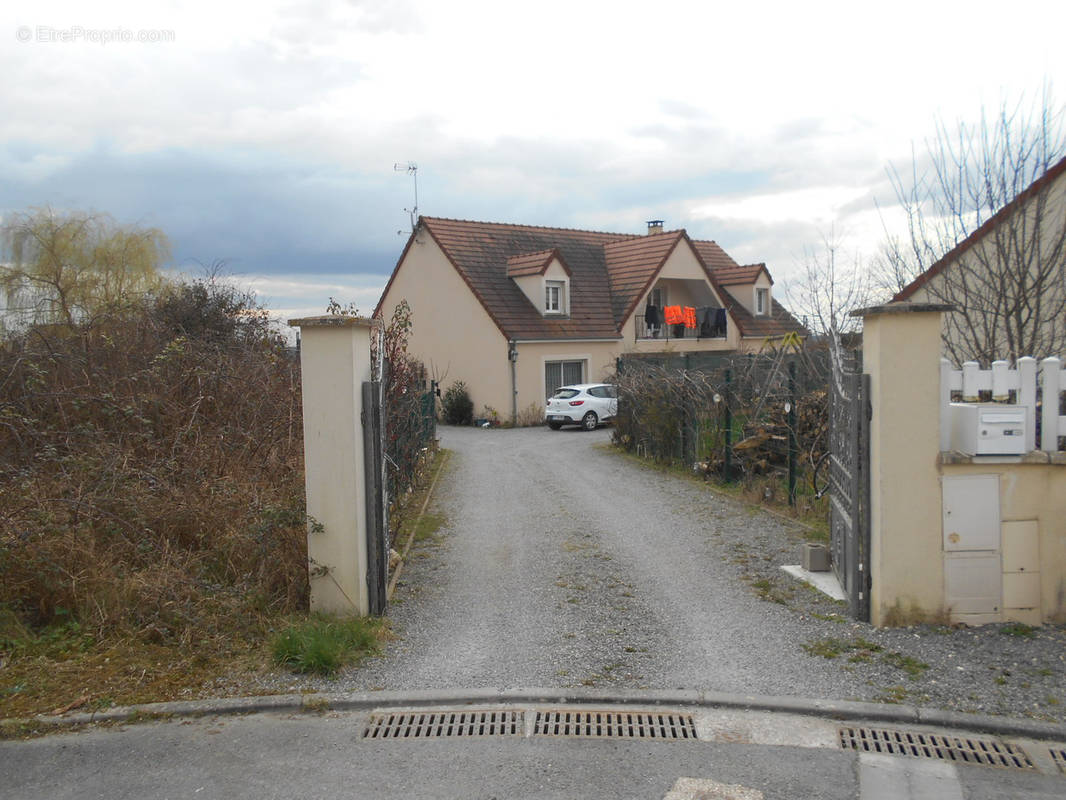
[891,156,1066,364]
[375,217,807,418]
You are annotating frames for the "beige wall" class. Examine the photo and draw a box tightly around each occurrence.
[378,233,510,414]
[514,340,619,411]
[863,305,1066,626]
[723,273,773,318]
[939,460,1066,624]
[862,307,945,626]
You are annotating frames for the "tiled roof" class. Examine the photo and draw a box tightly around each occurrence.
[688,239,740,273]
[893,155,1066,301]
[722,293,808,338]
[505,248,570,278]
[715,263,771,286]
[420,217,630,340]
[380,216,806,341]
[603,231,687,323]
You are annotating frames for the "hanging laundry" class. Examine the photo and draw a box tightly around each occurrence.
[682,306,697,329]
[644,304,662,326]
[696,306,714,337]
[712,307,727,336]
[663,305,683,325]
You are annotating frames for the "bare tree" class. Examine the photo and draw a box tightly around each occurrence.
[789,229,871,342]
[876,89,1066,365]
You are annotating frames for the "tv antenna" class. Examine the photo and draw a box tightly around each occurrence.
[394,161,418,235]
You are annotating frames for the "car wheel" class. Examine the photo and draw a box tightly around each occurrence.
[581,411,598,431]
[548,421,563,430]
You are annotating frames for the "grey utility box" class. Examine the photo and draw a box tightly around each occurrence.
[949,403,1027,456]
[803,543,830,572]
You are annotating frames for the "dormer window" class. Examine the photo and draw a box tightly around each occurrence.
[756,287,769,316]
[545,280,566,314]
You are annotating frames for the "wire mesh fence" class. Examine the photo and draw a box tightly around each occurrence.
[613,347,832,505]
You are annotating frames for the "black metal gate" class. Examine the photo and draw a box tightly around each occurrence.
[828,354,871,621]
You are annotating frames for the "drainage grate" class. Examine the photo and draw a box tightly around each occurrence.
[1050,746,1066,773]
[839,726,1034,770]
[362,710,523,740]
[534,709,697,740]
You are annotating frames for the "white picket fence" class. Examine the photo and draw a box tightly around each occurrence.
[939,356,1066,452]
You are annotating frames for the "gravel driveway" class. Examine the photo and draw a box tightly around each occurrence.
[290,426,1066,721]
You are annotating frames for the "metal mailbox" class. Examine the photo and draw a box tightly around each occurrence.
[949,403,1028,456]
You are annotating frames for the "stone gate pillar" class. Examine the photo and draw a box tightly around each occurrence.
[852,303,951,626]
[288,315,376,615]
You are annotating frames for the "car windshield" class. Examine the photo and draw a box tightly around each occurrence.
[551,388,580,399]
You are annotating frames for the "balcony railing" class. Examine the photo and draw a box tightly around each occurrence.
[636,315,726,341]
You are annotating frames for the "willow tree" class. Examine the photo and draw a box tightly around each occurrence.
[1,207,170,329]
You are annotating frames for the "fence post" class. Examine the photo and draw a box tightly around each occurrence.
[962,361,981,401]
[288,315,376,616]
[1042,356,1062,452]
[991,360,1010,401]
[1017,356,1037,452]
[788,360,797,506]
[723,369,733,481]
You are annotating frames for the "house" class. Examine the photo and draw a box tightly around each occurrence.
[374,217,807,420]
[891,156,1066,364]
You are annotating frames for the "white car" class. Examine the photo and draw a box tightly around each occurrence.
[545,383,618,431]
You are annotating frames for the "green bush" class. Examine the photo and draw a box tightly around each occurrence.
[441,380,474,425]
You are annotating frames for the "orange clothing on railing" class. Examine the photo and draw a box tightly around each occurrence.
[663,305,683,325]
[683,306,697,329]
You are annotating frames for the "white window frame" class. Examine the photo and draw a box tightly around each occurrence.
[755,287,770,316]
[543,357,588,399]
[544,279,567,315]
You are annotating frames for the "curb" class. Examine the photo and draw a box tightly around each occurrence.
[6,688,1066,742]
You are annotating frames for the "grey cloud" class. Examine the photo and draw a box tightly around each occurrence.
[0,143,399,277]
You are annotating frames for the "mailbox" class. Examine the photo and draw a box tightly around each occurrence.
[949,403,1027,456]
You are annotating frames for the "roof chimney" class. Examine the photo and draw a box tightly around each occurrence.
[646,219,664,235]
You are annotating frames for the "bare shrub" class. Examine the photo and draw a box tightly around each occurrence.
[0,279,306,643]
[612,347,829,498]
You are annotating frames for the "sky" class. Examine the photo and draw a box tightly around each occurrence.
[2,0,1064,324]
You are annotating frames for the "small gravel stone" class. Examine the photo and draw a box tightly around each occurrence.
[232,425,1066,723]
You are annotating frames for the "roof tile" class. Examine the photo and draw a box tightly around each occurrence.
[387,216,806,341]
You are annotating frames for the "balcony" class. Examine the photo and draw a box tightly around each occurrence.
[636,315,727,341]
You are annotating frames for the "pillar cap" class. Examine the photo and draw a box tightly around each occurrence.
[287,314,378,329]
[850,302,955,318]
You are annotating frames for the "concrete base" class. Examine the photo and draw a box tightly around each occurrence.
[781,565,846,602]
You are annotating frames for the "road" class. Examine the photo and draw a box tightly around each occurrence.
[4,703,1064,799]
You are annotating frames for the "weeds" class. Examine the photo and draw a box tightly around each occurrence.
[881,651,930,679]
[999,622,1036,638]
[271,614,386,675]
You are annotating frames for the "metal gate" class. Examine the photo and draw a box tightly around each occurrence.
[362,380,388,615]
[828,354,871,621]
